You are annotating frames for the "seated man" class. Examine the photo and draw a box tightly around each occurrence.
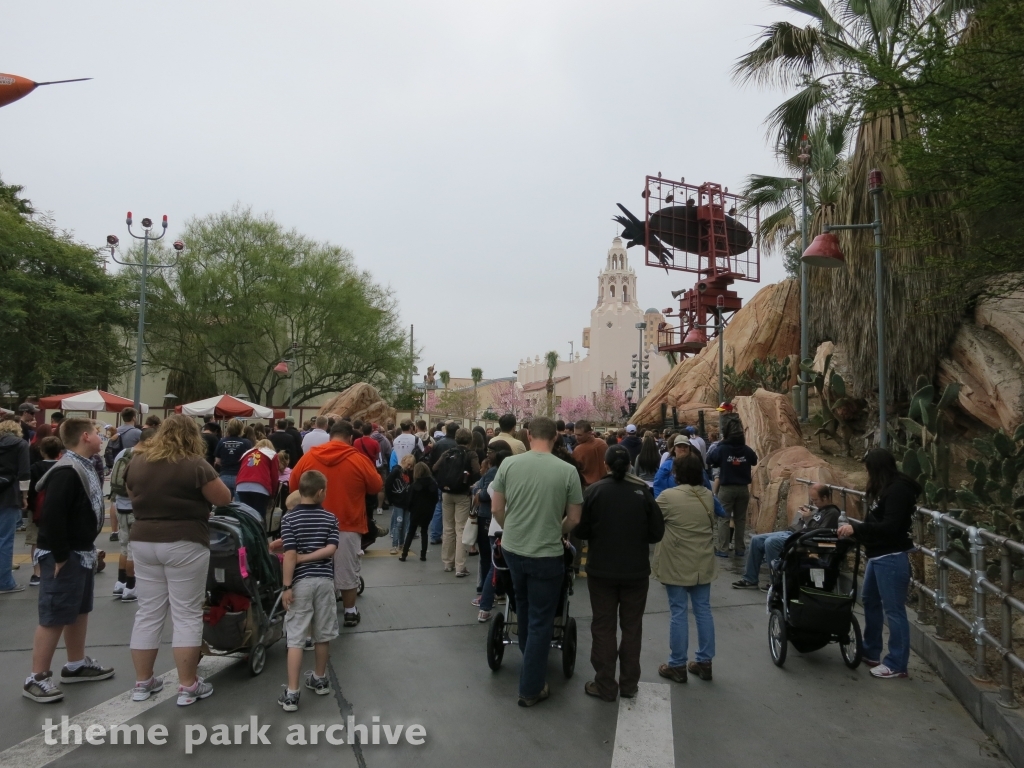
[732,483,841,590]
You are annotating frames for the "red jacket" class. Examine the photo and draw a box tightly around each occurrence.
[235,446,280,495]
[290,440,383,533]
[353,436,381,467]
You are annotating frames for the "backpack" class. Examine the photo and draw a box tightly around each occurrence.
[435,446,471,493]
[109,447,134,499]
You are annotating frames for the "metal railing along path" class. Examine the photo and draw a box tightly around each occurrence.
[794,478,1023,708]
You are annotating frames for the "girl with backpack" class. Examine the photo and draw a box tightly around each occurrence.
[385,455,415,554]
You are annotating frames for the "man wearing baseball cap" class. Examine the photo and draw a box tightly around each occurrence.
[620,424,643,463]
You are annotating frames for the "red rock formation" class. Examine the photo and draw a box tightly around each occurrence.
[318,383,396,426]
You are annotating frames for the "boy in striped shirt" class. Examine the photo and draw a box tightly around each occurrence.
[278,470,340,712]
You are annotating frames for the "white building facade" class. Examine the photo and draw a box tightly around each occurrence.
[517,237,671,408]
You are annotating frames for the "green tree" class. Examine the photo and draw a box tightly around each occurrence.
[140,206,407,406]
[439,370,450,389]
[735,0,972,400]
[544,351,559,417]
[0,175,129,396]
[471,367,483,418]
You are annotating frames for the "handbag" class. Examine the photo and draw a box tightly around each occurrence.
[462,517,479,547]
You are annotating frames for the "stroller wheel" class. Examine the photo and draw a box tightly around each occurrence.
[249,643,267,676]
[357,576,365,596]
[769,609,788,667]
[561,617,577,679]
[487,614,506,671]
[840,615,863,669]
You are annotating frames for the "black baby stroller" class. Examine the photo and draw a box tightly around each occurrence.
[486,535,578,677]
[766,527,863,669]
[202,503,285,676]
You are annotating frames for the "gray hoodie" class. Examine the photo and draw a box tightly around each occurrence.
[0,433,30,508]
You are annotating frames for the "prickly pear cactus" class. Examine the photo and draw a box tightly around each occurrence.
[800,352,853,456]
[956,423,1024,542]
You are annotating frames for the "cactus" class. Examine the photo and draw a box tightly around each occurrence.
[956,423,1024,541]
[751,354,792,394]
[887,375,960,511]
[800,352,854,456]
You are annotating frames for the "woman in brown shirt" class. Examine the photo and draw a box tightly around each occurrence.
[125,415,231,706]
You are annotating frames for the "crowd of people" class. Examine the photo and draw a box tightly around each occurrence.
[0,398,919,710]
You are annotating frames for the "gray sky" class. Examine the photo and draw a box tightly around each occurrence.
[2,1,795,382]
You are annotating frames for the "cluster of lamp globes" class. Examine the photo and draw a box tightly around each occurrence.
[106,212,185,255]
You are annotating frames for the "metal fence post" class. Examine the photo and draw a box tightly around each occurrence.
[935,517,949,640]
[913,509,933,625]
[971,527,990,681]
[1000,542,1018,707]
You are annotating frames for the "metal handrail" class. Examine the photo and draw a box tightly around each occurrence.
[795,478,1022,708]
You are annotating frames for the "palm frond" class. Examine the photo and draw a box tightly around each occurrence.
[774,0,846,37]
[764,80,835,151]
[733,22,830,87]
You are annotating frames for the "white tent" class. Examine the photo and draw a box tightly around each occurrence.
[178,394,275,419]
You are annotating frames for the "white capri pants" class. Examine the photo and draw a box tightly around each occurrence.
[130,540,210,649]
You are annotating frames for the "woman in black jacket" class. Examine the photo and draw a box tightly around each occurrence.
[401,462,439,562]
[838,448,920,679]
[574,444,665,701]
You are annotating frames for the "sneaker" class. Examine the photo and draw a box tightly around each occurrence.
[177,677,214,706]
[120,587,138,602]
[60,656,114,684]
[304,638,314,651]
[29,574,40,587]
[278,688,300,711]
[688,660,713,681]
[658,664,687,683]
[430,539,443,546]
[455,570,470,578]
[109,532,119,542]
[112,581,125,596]
[584,681,616,702]
[398,554,407,562]
[494,595,507,605]
[389,547,399,555]
[732,579,759,589]
[343,611,361,628]
[471,596,482,607]
[419,553,426,561]
[714,550,730,559]
[863,658,880,668]
[517,683,550,708]
[304,671,331,695]
[869,664,908,679]
[468,548,479,556]
[733,550,746,558]
[132,676,164,702]
[478,611,491,622]
[443,565,454,572]
[0,585,25,594]
[23,672,64,703]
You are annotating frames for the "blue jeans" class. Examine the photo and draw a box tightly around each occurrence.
[475,514,492,593]
[862,551,911,672]
[220,473,237,496]
[743,531,790,584]
[390,507,410,547]
[665,583,715,666]
[0,506,19,590]
[429,491,443,544]
[480,536,499,610]
[504,549,564,698]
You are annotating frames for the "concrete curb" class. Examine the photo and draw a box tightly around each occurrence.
[910,617,1024,767]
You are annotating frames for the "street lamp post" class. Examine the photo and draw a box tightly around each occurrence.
[631,322,650,402]
[798,134,811,422]
[802,169,886,447]
[108,213,183,412]
[693,295,727,404]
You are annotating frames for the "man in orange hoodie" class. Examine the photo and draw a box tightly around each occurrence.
[290,420,382,627]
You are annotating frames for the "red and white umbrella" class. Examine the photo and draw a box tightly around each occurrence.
[37,389,149,413]
[176,394,275,420]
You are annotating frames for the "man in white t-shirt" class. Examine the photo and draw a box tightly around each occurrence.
[391,420,423,462]
[301,416,330,453]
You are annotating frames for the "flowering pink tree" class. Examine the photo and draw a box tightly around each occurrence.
[594,387,629,424]
[491,381,530,420]
[424,389,441,413]
[558,395,597,423]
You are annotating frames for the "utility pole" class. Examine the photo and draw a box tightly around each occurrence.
[798,134,811,422]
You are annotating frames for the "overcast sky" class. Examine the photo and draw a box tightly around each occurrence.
[2,1,796,382]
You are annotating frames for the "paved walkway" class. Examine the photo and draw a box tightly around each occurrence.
[0,529,1009,768]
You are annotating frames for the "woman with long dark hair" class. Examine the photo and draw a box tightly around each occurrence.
[838,448,920,679]
[633,432,661,486]
[574,444,664,700]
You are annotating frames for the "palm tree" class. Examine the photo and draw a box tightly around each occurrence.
[741,113,851,262]
[544,351,559,417]
[439,370,450,389]
[471,367,483,419]
[734,0,972,400]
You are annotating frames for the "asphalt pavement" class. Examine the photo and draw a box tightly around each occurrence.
[0,525,1009,768]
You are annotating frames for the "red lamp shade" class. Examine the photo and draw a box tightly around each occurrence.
[680,326,707,351]
[273,361,290,374]
[802,232,845,268]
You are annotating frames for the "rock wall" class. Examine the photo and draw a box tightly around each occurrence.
[318,383,396,426]
[733,389,803,460]
[748,446,850,534]
[632,279,801,426]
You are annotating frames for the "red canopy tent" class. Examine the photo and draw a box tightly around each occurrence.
[37,389,148,413]
[175,395,284,420]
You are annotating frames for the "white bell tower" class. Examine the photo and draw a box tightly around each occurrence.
[597,237,638,308]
